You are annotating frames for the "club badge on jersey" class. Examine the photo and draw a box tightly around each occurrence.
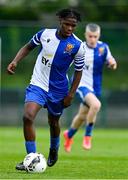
[64,43,74,54]
[98,47,105,56]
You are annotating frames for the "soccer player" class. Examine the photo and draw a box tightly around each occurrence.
[63,23,117,152]
[7,9,85,169]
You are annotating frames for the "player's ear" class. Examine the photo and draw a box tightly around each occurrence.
[85,32,88,39]
[59,18,63,24]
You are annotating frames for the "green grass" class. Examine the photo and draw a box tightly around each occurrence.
[0,127,128,179]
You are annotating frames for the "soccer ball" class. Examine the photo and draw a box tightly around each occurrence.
[23,152,47,173]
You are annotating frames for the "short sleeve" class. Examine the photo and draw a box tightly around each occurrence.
[29,29,45,48]
[105,45,115,62]
[74,42,85,71]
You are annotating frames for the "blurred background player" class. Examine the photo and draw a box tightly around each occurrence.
[63,23,117,152]
[7,8,85,169]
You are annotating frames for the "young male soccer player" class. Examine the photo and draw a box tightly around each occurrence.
[7,9,85,169]
[64,23,117,152]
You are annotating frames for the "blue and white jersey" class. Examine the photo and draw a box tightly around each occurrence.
[79,41,114,96]
[29,29,85,99]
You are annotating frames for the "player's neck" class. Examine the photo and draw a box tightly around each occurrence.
[57,29,69,39]
[86,42,97,49]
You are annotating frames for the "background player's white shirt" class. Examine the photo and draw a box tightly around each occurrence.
[78,41,115,96]
[29,29,85,98]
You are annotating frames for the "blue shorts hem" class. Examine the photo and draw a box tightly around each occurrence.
[25,84,64,115]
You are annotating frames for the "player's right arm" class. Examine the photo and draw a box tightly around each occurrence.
[7,29,44,75]
[7,43,35,75]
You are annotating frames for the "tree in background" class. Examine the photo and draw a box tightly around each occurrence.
[0,0,128,22]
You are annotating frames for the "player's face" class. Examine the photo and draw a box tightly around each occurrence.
[59,17,77,38]
[85,30,100,48]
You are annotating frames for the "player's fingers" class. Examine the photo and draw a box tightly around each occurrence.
[63,99,71,108]
[114,63,117,69]
[7,64,15,74]
[112,63,117,70]
[108,63,117,70]
[7,68,15,74]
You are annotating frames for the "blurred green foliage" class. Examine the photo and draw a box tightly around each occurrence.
[0,0,128,22]
[0,7,39,20]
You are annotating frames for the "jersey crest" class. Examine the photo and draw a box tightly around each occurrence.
[98,47,105,55]
[64,43,74,54]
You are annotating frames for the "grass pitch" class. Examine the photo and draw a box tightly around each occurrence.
[0,127,128,179]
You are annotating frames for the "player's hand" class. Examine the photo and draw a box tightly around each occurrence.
[7,61,17,75]
[63,94,74,108]
[108,59,117,70]
[109,63,117,70]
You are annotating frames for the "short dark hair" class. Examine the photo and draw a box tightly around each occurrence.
[56,8,81,22]
[86,23,101,33]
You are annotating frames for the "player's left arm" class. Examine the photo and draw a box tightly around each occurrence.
[64,70,82,107]
[63,42,85,107]
[105,45,117,70]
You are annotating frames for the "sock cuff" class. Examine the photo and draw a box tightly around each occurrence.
[25,140,35,143]
[50,137,60,150]
[25,141,35,145]
[68,128,78,138]
[25,141,36,154]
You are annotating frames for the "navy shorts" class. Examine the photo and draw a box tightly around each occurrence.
[25,84,64,116]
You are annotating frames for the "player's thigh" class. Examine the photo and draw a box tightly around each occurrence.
[47,99,64,117]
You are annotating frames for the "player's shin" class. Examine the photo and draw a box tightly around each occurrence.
[49,118,60,150]
[47,114,60,166]
[85,122,94,136]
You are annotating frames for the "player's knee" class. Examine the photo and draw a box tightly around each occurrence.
[23,111,35,124]
[48,119,59,128]
[92,101,101,113]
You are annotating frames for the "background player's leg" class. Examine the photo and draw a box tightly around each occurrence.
[83,93,101,149]
[64,104,88,152]
[71,104,88,129]
[84,93,101,136]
